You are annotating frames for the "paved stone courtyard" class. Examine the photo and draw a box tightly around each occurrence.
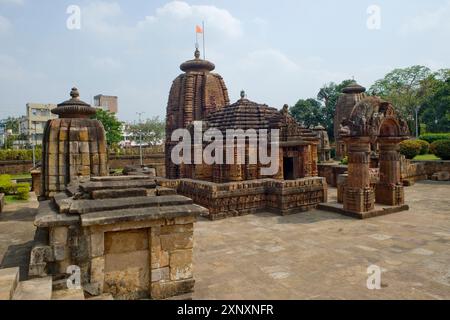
[193,181,450,300]
[0,183,449,299]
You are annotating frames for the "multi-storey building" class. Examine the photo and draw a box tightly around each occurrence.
[19,103,58,145]
[93,94,118,114]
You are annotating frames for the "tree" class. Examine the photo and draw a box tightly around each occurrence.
[419,78,450,133]
[317,79,355,140]
[5,117,20,134]
[128,116,165,146]
[289,98,324,129]
[369,66,432,132]
[92,109,123,147]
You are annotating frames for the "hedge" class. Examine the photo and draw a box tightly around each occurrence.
[416,140,430,155]
[419,133,450,144]
[0,149,42,161]
[400,140,422,159]
[430,140,450,160]
[0,174,31,196]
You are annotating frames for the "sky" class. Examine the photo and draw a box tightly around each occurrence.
[0,0,449,122]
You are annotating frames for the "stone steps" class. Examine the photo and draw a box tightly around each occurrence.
[0,267,20,300]
[12,276,53,300]
[80,179,157,192]
[70,195,194,214]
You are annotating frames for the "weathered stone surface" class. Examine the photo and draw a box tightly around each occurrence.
[170,249,193,281]
[70,195,192,215]
[81,204,204,227]
[12,277,53,300]
[0,267,19,300]
[80,180,157,193]
[105,230,148,254]
[431,171,450,181]
[91,188,148,200]
[151,279,195,300]
[160,232,193,251]
[152,267,170,282]
[52,288,85,300]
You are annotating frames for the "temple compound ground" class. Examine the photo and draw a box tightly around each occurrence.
[0,182,449,299]
[193,182,450,300]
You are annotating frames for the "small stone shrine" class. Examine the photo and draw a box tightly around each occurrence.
[313,125,332,163]
[320,96,410,218]
[334,82,367,160]
[41,88,108,198]
[31,87,206,300]
[163,89,328,220]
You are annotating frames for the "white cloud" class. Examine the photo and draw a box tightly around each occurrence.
[139,1,242,38]
[82,1,128,36]
[239,49,300,72]
[400,1,450,35]
[90,57,122,70]
[0,0,24,5]
[0,15,11,34]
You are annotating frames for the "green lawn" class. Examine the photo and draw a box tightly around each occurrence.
[4,195,29,204]
[11,173,32,180]
[413,154,441,161]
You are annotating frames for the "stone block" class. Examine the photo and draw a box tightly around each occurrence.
[90,257,105,288]
[90,232,105,258]
[104,230,149,254]
[160,232,193,251]
[151,267,170,283]
[169,249,193,281]
[104,250,149,300]
[50,227,69,246]
[53,244,68,261]
[431,171,450,181]
[150,279,195,300]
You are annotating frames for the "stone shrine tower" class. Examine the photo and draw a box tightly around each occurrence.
[165,49,230,179]
[334,82,367,160]
[41,87,108,197]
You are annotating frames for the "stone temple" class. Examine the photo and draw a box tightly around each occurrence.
[29,87,206,300]
[41,88,108,198]
[334,82,367,160]
[165,49,230,179]
[163,52,327,220]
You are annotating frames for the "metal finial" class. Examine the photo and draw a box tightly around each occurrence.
[70,87,80,99]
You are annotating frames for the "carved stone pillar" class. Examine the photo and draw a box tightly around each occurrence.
[343,137,375,213]
[375,137,405,205]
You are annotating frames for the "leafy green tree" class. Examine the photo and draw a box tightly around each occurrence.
[419,78,450,133]
[317,79,355,140]
[128,116,165,146]
[369,66,432,132]
[5,117,20,134]
[289,98,324,129]
[92,109,123,146]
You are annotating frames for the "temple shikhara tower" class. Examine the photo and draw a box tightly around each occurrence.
[41,88,108,197]
[334,82,367,160]
[165,49,230,179]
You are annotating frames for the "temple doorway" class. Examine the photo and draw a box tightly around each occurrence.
[283,157,295,180]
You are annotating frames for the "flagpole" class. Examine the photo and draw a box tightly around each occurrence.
[202,21,206,60]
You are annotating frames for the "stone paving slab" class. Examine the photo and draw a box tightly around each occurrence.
[193,181,450,300]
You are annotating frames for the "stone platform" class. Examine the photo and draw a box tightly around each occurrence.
[318,202,409,219]
[30,176,207,300]
[158,177,328,220]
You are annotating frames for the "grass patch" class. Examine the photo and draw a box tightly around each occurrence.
[5,195,29,204]
[11,173,32,180]
[413,154,441,161]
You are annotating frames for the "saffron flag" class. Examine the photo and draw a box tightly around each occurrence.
[196,25,203,34]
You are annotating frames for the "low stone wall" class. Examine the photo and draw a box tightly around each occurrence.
[0,154,166,177]
[320,159,450,187]
[318,163,348,187]
[159,177,328,220]
[0,161,33,175]
[0,193,4,213]
[109,154,165,177]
